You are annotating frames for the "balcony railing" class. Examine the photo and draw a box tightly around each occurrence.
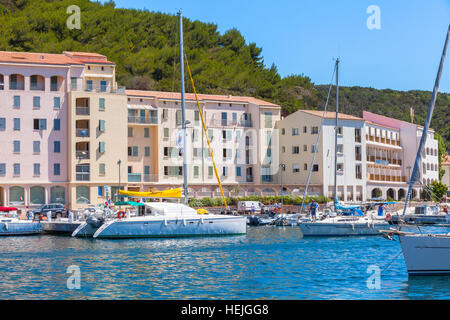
[71,84,126,95]
[246,175,254,183]
[207,119,253,127]
[76,129,90,137]
[366,156,402,166]
[368,174,406,182]
[76,151,89,159]
[76,173,90,181]
[366,135,401,147]
[128,116,158,125]
[76,107,89,115]
[128,173,142,183]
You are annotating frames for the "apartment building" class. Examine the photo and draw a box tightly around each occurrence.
[277,110,366,201]
[442,155,450,196]
[124,90,281,199]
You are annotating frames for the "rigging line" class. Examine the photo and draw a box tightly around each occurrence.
[184,53,228,209]
[299,61,337,215]
[381,249,403,274]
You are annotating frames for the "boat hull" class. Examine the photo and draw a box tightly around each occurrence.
[93,216,247,239]
[0,221,42,236]
[72,221,101,238]
[42,221,82,235]
[299,221,389,236]
[399,234,450,275]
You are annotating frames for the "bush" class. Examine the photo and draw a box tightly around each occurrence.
[188,195,331,207]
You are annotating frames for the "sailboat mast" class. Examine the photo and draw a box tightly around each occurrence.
[334,58,339,209]
[402,25,450,214]
[178,10,188,205]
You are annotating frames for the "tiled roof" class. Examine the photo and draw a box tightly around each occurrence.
[0,51,114,66]
[126,90,280,107]
[0,51,82,65]
[301,110,363,121]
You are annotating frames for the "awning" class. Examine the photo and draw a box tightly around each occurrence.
[0,206,19,212]
[127,104,156,110]
[114,201,145,207]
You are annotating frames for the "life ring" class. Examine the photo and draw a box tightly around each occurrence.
[117,211,126,219]
[386,213,392,221]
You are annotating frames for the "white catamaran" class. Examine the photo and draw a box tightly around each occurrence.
[381,25,450,275]
[73,11,247,239]
[298,59,389,236]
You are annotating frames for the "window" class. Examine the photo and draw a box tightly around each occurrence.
[194,166,199,178]
[54,97,61,109]
[264,112,272,128]
[337,144,343,153]
[30,75,38,89]
[292,128,299,136]
[292,146,300,154]
[132,146,138,157]
[33,141,40,153]
[34,119,46,130]
[13,96,20,108]
[98,186,104,197]
[54,119,61,131]
[100,81,107,92]
[163,128,169,138]
[128,127,133,137]
[236,167,241,177]
[99,142,106,153]
[282,146,285,153]
[54,141,61,153]
[144,128,150,137]
[51,76,58,91]
[99,120,106,132]
[176,110,182,126]
[163,147,169,157]
[10,74,17,89]
[145,146,150,157]
[293,164,300,173]
[144,166,150,175]
[0,118,5,130]
[304,163,308,171]
[99,163,105,175]
[76,186,90,204]
[337,127,343,135]
[337,163,344,173]
[71,77,77,90]
[303,126,307,133]
[311,126,319,134]
[356,164,362,179]
[13,141,20,153]
[223,167,228,177]
[54,163,60,176]
[33,96,40,108]
[86,80,93,91]
[13,118,20,131]
[13,163,20,176]
[311,145,317,153]
[221,112,228,126]
[208,166,213,177]
[33,163,40,176]
[0,163,5,176]
[281,128,285,135]
[99,98,105,111]
[303,145,307,152]
[162,109,168,120]
[313,164,319,172]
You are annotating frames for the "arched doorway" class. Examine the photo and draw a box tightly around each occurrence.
[30,186,45,205]
[9,186,24,205]
[387,188,395,200]
[371,188,382,199]
[398,189,406,201]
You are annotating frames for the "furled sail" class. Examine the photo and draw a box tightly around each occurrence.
[119,188,182,198]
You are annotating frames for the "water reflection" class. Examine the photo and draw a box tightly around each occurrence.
[0,227,449,299]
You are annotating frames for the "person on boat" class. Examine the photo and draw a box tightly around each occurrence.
[378,204,385,217]
[251,203,256,215]
[310,201,318,222]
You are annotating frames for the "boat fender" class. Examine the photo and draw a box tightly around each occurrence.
[164,219,167,227]
[183,219,186,226]
[4,223,8,231]
[200,218,204,224]
[117,211,125,219]
[351,224,355,231]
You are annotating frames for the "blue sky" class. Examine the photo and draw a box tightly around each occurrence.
[103,0,450,93]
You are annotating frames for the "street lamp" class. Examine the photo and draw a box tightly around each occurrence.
[280,164,285,213]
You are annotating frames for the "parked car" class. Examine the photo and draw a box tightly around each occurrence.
[31,204,67,220]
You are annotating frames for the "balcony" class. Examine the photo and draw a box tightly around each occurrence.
[366,156,402,166]
[128,173,142,183]
[366,135,401,147]
[76,150,89,159]
[72,83,126,94]
[76,107,89,116]
[76,129,90,138]
[207,119,253,128]
[128,116,158,125]
[368,174,406,182]
[76,173,90,181]
[246,175,254,183]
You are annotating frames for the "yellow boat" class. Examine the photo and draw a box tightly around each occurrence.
[119,188,182,198]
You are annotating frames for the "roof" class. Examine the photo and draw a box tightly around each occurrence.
[0,51,82,66]
[126,90,280,107]
[301,110,363,121]
[365,120,399,131]
[0,51,114,66]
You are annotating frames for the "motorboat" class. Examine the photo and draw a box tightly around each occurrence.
[0,213,42,236]
[92,202,246,239]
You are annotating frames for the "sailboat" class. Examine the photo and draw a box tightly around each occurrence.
[298,59,389,236]
[74,11,246,239]
[381,25,450,275]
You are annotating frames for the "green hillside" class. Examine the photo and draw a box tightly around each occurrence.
[0,0,448,152]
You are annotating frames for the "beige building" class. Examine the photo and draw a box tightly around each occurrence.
[442,154,450,196]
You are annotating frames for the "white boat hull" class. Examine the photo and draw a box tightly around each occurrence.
[93,215,247,239]
[0,220,42,236]
[399,234,450,275]
[72,221,101,238]
[299,221,389,236]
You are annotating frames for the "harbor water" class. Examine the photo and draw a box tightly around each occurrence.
[0,226,449,299]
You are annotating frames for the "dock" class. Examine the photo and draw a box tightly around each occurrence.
[41,220,82,235]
